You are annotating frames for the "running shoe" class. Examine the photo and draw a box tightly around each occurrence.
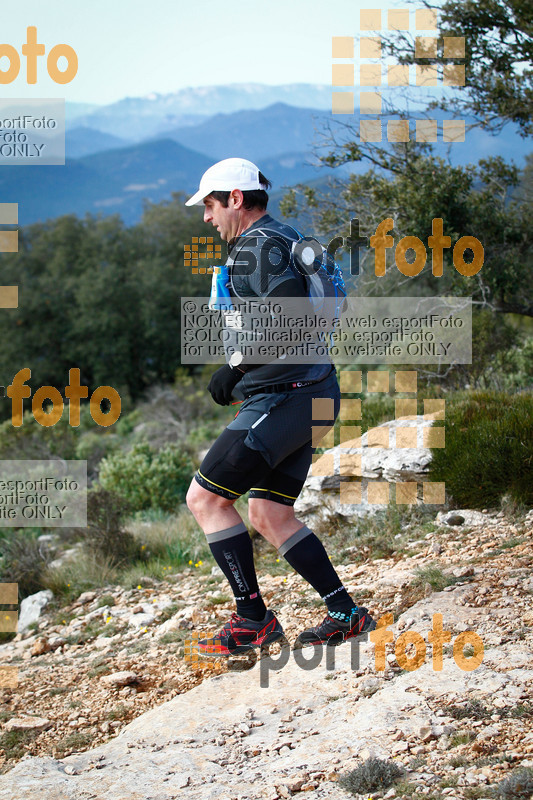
[196,609,285,657]
[295,606,376,648]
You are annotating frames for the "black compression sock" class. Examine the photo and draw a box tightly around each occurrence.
[206,522,267,620]
[279,526,357,617]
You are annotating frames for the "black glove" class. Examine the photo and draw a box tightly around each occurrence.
[207,364,243,405]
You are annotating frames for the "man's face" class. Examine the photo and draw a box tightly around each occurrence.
[203,195,237,242]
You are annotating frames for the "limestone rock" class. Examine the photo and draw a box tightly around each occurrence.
[4,717,51,732]
[100,671,139,688]
[18,590,54,633]
[77,591,97,604]
[295,416,434,522]
[31,637,50,656]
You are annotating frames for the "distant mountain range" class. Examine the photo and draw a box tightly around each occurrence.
[68,83,333,141]
[161,102,332,162]
[0,130,335,227]
[67,127,129,159]
[0,140,212,226]
[1,84,529,228]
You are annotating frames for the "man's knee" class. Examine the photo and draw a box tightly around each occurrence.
[186,478,233,515]
[247,503,267,531]
[186,478,208,514]
[248,500,295,534]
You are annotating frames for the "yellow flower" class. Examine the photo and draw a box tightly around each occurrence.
[106,616,112,623]
[137,585,142,589]
[62,619,66,624]
[67,583,70,587]
[142,627,147,633]
[141,545,146,550]
[198,560,203,566]
[188,560,193,565]
[276,558,280,562]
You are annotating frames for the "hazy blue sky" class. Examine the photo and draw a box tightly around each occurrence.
[2,0,428,104]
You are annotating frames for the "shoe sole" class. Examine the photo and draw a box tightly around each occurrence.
[295,620,377,649]
[196,629,286,659]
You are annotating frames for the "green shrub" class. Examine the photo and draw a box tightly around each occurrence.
[412,564,457,592]
[83,487,143,567]
[98,442,193,512]
[0,727,42,760]
[97,593,116,608]
[493,336,533,392]
[430,391,533,508]
[464,311,520,389]
[0,410,78,461]
[0,530,49,600]
[339,757,403,795]
[494,767,533,799]
[448,699,491,720]
[75,431,120,477]
[42,548,119,600]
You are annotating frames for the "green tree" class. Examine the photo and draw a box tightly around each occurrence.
[385,0,533,136]
[0,195,220,421]
[281,147,533,317]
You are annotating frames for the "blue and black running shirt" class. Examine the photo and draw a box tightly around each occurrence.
[224,213,334,395]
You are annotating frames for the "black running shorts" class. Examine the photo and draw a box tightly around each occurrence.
[194,369,341,506]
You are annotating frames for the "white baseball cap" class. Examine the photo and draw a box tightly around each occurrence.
[185,157,266,206]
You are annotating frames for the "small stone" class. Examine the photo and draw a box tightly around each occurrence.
[48,636,67,651]
[287,776,307,791]
[360,677,381,696]
[452,566,474,579]
[77,591,97,604]
[5,716,51,732]
[492,697,507,709]
[31,637,51,656]
[446,514,465,526]
[100,670,139,688]
[392,741,409,753]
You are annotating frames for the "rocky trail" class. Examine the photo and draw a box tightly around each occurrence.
[0,508,532,799]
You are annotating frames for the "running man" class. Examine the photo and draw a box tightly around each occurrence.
[185,157,376,656]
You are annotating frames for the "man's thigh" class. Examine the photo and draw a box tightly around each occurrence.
[195,374,340,504]
[194,427,273,501]
[248,441,314,506]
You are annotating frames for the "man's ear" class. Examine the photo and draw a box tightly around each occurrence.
[230,189,244,209]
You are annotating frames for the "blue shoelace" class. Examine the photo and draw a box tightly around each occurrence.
[328,606,359,623]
